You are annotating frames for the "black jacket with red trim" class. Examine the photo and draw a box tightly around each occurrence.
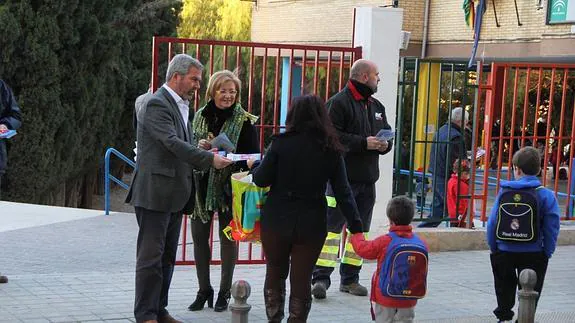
[327,80,393,184]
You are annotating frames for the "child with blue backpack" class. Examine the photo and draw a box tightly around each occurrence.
[487,147,560,323]
[351,196,428,323]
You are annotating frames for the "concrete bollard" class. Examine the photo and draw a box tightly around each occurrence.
[230,280,252,323]
[518,269,538,323]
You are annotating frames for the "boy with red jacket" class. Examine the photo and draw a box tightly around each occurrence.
[351,196,428,323]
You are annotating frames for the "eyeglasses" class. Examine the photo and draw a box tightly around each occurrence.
[216,90,238,96]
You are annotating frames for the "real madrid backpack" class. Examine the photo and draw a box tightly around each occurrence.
[496,186,543,243]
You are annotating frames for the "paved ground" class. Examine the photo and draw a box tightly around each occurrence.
[1,202,575,322]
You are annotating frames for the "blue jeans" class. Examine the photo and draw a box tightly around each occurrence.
[418,176,446,228]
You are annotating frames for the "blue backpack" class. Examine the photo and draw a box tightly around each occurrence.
[379,232,428,299]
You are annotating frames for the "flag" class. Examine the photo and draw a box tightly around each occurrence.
[468,0,487,68]
[463,0,475,28]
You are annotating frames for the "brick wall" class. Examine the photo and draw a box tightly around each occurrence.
[427,0,572,44]
[251,0,425,46]
[251,0,574,57]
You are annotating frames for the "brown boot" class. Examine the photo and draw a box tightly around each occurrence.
[287,296,311,323]
[157,314,182,323]
[0,274,7,284]
[264,288,286,322]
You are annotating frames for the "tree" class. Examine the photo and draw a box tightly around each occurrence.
[178,0,252,41]
[0,0,181,207]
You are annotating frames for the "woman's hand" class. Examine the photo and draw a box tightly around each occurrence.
[198,139,212,150]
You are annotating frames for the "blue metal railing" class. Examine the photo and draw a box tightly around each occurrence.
[104,148,136,215]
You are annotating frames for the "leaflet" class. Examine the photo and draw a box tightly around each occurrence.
[376,129,395,141]
[0,130,17,139]
[226,153,261,162]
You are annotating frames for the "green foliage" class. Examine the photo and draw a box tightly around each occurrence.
[0,0,181,205]
[178,0,252,41]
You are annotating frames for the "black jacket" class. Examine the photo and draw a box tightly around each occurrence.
[428,122,467,179]
[251,132,363,237]
[327,81,393,184]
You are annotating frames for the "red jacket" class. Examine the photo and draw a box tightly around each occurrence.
[447,174,472,225]
[351,225,427,309]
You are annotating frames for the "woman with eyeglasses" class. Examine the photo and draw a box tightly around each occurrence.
[188,70,260,313]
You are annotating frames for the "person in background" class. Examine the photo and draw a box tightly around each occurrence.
[133,83,153,161]
[248,95,363,322]
[420,107,468,227]
[0,78,23,284]
[446,159,473,228]
[188,70,259,313]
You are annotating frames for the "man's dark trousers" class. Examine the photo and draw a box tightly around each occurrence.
[312,182,375,288]
[134,207,182,322]
[418,176,446,228]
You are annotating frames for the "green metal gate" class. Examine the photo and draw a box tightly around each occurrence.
[393,57,485,228]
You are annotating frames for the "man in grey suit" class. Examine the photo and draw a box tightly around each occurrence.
[126,54,232,323]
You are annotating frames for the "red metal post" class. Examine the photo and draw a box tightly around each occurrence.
[259,48,268,150]
[273,51,281,135]
[553,70,569,195]
[181,215,188,262]
[468,61,483,227]
[301,50,307,92]
[338,51,345,90]
[236,46,241,73]
[507,68,520,180]
[566,98,575,218]
[520,68,531,148]
[248,47,255,113]
[481,63,497,222]
[542,68,557,185]
[325,51,333,102]
[209,45,214,76]
[533,68,543,149]
[195,44,201,111]
[495,67,509,193]
[288,49,294,109]
[313,50,320,95]
[223,45,228,70]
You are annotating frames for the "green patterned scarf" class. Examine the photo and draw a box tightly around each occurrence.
[191,102,258,223]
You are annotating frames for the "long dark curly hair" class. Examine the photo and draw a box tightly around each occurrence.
[285,95,344,153]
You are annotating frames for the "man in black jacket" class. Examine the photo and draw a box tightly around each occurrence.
[312,59,393,299]
[0,78,22,284]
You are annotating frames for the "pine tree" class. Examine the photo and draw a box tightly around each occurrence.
[0,0,181,206]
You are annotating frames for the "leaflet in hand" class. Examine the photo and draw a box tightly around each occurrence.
[211,133,236,152]
[0,130,17,139]
[226,153,261,162]
[376,129,395,141]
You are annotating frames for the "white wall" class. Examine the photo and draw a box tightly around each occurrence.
[353,7,403,235]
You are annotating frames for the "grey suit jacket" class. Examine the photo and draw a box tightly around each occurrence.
[126,86,214,213]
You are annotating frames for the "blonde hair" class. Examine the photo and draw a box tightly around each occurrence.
[205,70,241,104]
